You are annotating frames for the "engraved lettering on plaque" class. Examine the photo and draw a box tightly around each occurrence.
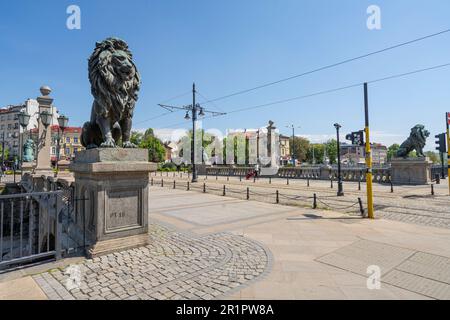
[106,189,141,231]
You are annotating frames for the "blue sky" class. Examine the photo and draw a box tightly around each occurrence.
[1,0,450,149]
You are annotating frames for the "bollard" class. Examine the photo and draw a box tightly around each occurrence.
[161,179,164,187]
[216,174,218,181]
[173,180,176,189]
[223,185,226,196]
[160,171,162,177]
[390,181,394,193]
[151,177,154,186]
[246,187,249,200]
[287,178,289,185]
[435,174,441,185]
[358,179,361,191]
[239,175,242,182]
[358,198,365,216]
[167,172,169,177]
[276,190,279,204]
[254,175,256,183]
[269,177,272,184]
[330,179,333,189]
[431,184,435,196]
[203,183,206,193]
[187,181,190,191]
[307,178,310,187]
[313,193,317,209]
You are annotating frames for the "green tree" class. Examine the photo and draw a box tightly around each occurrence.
[141,135,165,162]
[306,144,325,164]
[425,151,440,164]
[133,128,165,162]
[130,131,144,145]
[325,139,338,164]
[387,143,400,161]
[0,144,9,162]
[290,136,310,163]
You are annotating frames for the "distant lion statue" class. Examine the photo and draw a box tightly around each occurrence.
[396,124,430,158]
[81,37,141,149]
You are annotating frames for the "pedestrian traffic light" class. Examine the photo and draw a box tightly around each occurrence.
[435,133,447,153]
[345,130,365,146]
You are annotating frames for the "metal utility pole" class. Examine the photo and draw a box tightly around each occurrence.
[447,112,450,195]
[191,83,198,183]
[158,84,226,183]
[286,125,300,166]
[364,83,375,219]
[334,123,344,196]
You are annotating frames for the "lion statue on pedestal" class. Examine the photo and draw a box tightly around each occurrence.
[396,124,430,158]
[81,37,141,149]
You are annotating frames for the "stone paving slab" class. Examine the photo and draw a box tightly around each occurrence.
[157,175,450,229]
[33,224,270,300]
[316,240,450,299]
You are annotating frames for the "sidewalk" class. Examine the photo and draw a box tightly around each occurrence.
[149,187,450,299]
[1,187,449,299]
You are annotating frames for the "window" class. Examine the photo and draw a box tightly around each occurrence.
[66,137,70,143]
[66,147,70,155]
[51,147,56,155]
[73,137,79,143]
[74,147,78,154]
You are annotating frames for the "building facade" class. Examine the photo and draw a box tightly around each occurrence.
[340,143,387,165]
[50,126,84,163]
[1,99,59,160]
[279,135,291,166]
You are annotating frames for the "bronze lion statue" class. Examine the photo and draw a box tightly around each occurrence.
[396,124,430,158]
[81,37,141,149]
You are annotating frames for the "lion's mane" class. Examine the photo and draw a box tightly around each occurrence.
[88,37,140,123]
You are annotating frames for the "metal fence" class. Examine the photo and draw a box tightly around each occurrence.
[0,191,62,270]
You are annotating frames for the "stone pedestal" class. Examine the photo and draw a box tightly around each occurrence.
[390,157,432,185]
[70,148,155,257]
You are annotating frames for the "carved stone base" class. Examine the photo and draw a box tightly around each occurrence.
[87,233,149,258]
[70,148,154,257]
[390,157,432,185]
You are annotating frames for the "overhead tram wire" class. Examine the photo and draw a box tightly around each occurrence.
[201,62,450,118]
[133,91,192,125]
[200,28,450,105]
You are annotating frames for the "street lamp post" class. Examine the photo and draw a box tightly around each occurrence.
[157,83,226,183]
[56,115,69,175]
[334,123,344,197]
[18,110,31,178]
[191,84,198,183]
[286,125,300,166]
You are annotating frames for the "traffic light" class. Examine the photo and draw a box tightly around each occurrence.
[435,133,447,153]
[345,130,365,146]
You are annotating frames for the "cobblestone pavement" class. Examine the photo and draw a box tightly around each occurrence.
[33,224,270,300]
[151,174,450,229]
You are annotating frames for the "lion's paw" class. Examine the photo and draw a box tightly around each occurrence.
[122,141,137,148]
[100,138,117,148]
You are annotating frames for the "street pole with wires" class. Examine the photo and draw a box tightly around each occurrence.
[364,83,375,219]
[158,84,226,184]
[286,125,300,166]
[446,112,450,195]
[192,83,198,183]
